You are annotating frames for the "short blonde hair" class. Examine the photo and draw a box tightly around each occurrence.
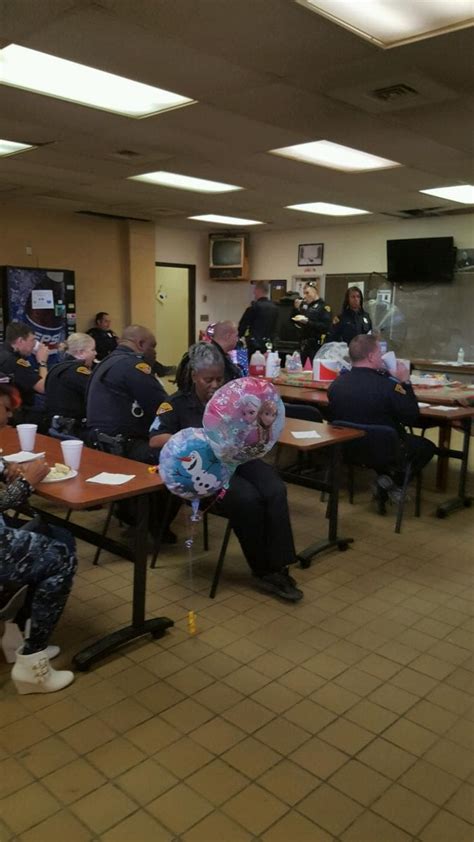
[64,332,95,357]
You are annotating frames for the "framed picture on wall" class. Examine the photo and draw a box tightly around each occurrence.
[298,243,324,266]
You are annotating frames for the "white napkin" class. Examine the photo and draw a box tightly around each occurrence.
[86,472,135,485]
[429,405,458,411]
[3,451,45,463]
[291,430,321,439]
[417,402,430,408]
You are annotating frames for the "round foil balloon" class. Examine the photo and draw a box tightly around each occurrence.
[203,377,285,464]
[159,427,229,500]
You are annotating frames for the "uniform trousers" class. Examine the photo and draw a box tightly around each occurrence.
[214,460,296,577]
[396,434,436,484]
[0,519,77,654]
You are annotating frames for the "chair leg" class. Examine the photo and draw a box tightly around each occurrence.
[395,464,412,534]
[415,470,422,518]
[93,503,115,565]
[203,510,209,551]
[150,493,174,569]
[348,464,355,504]
[209,521,232,599]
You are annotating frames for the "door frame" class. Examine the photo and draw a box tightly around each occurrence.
[155,262,196,347]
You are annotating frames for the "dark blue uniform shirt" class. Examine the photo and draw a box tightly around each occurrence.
[328,367,420,436]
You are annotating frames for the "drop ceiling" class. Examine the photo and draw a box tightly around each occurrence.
[0,0,473,230]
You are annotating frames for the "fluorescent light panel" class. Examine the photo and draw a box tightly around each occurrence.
[271,140,400,172]
[0,44,195,118]
[295,0,473,48]
[189,214,263,226]
[420,185,474,204]
[0,138,35,157]
[130,171,242,193]
[287,201,370,216]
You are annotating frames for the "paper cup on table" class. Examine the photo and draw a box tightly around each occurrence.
[60,440,83,470]
[17,424,37,451]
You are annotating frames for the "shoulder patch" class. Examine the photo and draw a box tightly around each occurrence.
[325,305,331,312]
[16,358,30,367]
[135,362,151,374]
[394,383,406,395]
[156,401,173,415]
[76,366,91,375]
[332,316,340,325]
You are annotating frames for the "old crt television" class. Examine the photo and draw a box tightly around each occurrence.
[209,234,249,280]
[387,236,456,284]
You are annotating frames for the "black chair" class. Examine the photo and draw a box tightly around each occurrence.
[91,432,126,565]
[0,584,28,622]
[331,420,422,533]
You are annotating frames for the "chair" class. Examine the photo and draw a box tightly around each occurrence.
[331,420,422,533]
[0,585,28,621]
[91,432,126,565]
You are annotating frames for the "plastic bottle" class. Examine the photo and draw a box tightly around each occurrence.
[249,350,265,377]
[457,348,465,364]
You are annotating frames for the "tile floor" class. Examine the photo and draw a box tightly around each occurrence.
[1,458,473,841]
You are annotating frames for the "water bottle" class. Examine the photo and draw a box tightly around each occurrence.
[457,348,465,364]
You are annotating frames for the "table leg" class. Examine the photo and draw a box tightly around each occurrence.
[436,423,451,491]
[436,418,473,518]
[73,493,173,670]
[297,444,354,568]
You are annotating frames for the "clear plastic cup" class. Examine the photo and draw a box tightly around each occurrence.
[17,424,37,451]
[60,440,83,470]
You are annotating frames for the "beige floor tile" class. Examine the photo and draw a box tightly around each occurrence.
[116,758,177,804]
[341,809,413,842]
[17,808,93,842]
[277,666,326,695]
[193,680,244,714]
[368,681,420,714]
[19,735,78,777]
[190,716,246,754]
[357,738,417,779]
[42,757,106,803]
[141,649,187,678]
[187,757,248,805]
[125,717,180,755]
[400,759,463,806]
[61,715,117,754]
[35,698,91,732]
[160,697,214,733]
[405,699,459,735]
[147,781,213,833]
[72,680,127,713]
[261,809,333,841]
[426,683,473,716]
[222,697,275,733]
[290,735,349,778]
[372,782,438,835]
[137,682,186,715]
[166,665,216,694]
[258,758,320,805]
[284,699,337,734]
[329,759,392,806]
[153,735,214,778]
[69,782,137,833]
[197,651,242,678]
[222,736,281,778]
[419,810,474,842]
[86,736,145,777]
[319,716,374,754]
[98,697,153,733]
[249,652,294,679]
[223,664,272,695]
[444,782,474,823]
[251,681,302,714]
[0,715,52,754]
[382,717,439,755]
[423,737,474,778]
[2,782,61,834]
[344,698,399,733]
[222,782,288,835]
[334,667,383,697]
[254,716,310,754]
[390,667,440,697]
[100,809,173,841]
[310,681,361,714]
[181,809,253,841]
[298,783,364,835]
[0,756,34,798]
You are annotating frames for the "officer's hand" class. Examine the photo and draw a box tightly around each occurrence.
[294,298,303,309]
[395,361,410,383]
[35,344,49,365]
[5,464,23,482]
[21,459,50,487]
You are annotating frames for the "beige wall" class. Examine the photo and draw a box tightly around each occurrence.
[0,206,155,335]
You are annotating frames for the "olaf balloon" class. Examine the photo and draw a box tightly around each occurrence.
[159,427,229,500]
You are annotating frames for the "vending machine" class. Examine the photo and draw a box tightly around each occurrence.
[0,266,76,363]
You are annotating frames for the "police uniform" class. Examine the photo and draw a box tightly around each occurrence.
[297,299,332,363]
[0,343,43,424]
[87,346,168,462]
[150,390,297,577]
[86,327,118,361]
[327,367,436,477]
[238,297,279,357]
[45,354,90,434]
[327,308,372,345]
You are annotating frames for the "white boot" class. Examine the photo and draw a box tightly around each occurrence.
[1,621,60,664]
[11,648,74,695]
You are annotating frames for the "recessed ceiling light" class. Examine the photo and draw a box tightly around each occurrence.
[0,44,195,118]
[295,0,473,48]
[0,138,35,157]
[420,185,474,204]
[287,202,371,216]
[189,214,263,226]
[130,171,242,193]
[271,140,400,172]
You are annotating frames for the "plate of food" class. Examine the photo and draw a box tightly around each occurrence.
[42,463,78,483]
[292,314,307,322]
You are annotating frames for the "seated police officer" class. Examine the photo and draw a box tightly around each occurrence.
[0,322,49,425]
[86,324,167,463]
[328,334,436,500]
[87,311,118,361]
[45,333,95,438]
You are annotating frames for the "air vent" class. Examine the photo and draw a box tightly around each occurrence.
[369,83,419,102]
[113,149,141,159]
[399,207,443,217]
[76,210,151,222]
[382,206,474,220]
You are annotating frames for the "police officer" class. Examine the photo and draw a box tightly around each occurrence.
[328,334,435,490]
[86,324,167,463]
[327,286,372,345]
[0,322,49,425]
[45,333,95,437]
[149,342,303,602]
[87,312,118,361]
[293,281,332,363]
[238,281,279,358]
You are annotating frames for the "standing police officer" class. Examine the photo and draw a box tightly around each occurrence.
[86,325,167,463]
[327,286,372,345]
[0,323,49,425]
[238,281,279,358]
[293,281,332,363]
[45,333,96,437]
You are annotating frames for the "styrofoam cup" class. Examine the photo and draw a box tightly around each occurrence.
[382,351,397,375]
[60,440,83,470]
[17,424,37,451]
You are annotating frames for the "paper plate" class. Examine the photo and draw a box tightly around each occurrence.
[42,469,78,483]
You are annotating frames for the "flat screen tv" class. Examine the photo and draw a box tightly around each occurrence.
[387,236,456,285]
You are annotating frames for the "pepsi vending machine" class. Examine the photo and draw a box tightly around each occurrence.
[0,266,76,363]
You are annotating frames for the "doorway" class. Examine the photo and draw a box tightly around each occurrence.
[155,262,196,368]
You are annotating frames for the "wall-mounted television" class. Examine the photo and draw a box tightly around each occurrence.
[209,234,249,281]
[387,236,457,285]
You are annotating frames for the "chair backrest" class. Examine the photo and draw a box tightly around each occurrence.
[95,431,126,456]
[331,420,400,472]
[48,427,81,442]
[284,403,323,423]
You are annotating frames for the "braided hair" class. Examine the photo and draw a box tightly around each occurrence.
[176,341,223,392]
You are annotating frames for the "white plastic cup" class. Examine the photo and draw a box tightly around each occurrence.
[60,440,83,470]
[382,351,397,375]
[17,424,37,451]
